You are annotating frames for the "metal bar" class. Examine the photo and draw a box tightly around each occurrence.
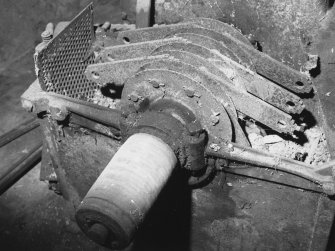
[222,168,324,193]
[205,142,334,194]
[172,27,313,94]
[0,143,42,195]
[70,113,121,139]
[47,93,122,129]
[100,37,183,62]
[0,118,39,148]
[120,24,312,93]
[116,22,193,43]
[86,55,169,85]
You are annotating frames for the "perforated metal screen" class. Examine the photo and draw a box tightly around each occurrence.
[37,3,98,101]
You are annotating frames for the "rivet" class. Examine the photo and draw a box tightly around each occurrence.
[184,88,195,98]
[210,114,220,126]
[130,93,139,102]
[151,80,160,88]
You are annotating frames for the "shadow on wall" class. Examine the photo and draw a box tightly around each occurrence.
[0,0,121,73]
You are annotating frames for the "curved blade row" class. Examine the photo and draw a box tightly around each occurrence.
[86,18,310,134]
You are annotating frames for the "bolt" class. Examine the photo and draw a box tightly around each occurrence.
[101,21,111,31]
[227,143,234,151]
[121,11,128,20]
[150,80,160,88]
[209,143,221,152]
[184,88,195,98]
[49,106,68,121]
[87,223,109,245]
[187,121,203,136]
[41,30,52,43]
[210,114,220,126]
[215,158,228,170]
[130,93,139,102]
[22,100,34,112]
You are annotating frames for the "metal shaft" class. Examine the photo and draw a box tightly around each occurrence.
[0,118,39,148]
[206,142,335,194]
[76,133,177,249]
[0,143,42,195]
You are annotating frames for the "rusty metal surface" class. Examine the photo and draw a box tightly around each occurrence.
[121,68,234,143]
[100,37,184,62]
[154,0,323,70]
[171,29,255,70]
[40,137,57,183]
[139,58,298,133]
[95,22,305,117]
[86,55,170,86]
[210,57,305,114]
[169,26,313,94]
[311,11,335,159]
[117,22,312,93]
[36,3,98,101]
[152,49,304,114]
[21,79,121,130]
[70,113,121,140]
[93,53,297,134]
[206,142,334,195]
[185,17,251,45]
[116,22,193,43]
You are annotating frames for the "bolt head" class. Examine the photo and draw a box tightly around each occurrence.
[41,30,51,38]
[184,88,195,98]
[49,106,68,121]
[130,93,139,102]
[215,158,228,170]
[22,99,34,112]
[150,80,160,88]
[210,114,220,126]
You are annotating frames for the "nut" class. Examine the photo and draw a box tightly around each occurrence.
[150,80,160,88]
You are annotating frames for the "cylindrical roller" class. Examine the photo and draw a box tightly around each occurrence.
[76,133,177,249]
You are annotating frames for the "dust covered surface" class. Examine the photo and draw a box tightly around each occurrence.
[89,89,120,108]
[189,172,335,251]
[247,123,330,165]
[57,126,120,198]
[155,0,324,69]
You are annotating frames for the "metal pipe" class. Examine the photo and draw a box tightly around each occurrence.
[47,93,121,129]
[206,142,334,190]
[0,143,42,195]
[76,133,177,249]
[0,118,39,148]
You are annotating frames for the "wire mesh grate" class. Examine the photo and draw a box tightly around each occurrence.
[37,3,98,101]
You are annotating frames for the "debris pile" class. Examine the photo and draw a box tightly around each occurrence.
[89,89,118,109]
[246,123,330,165]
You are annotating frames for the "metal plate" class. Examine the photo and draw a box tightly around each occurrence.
[37,3,98,101]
